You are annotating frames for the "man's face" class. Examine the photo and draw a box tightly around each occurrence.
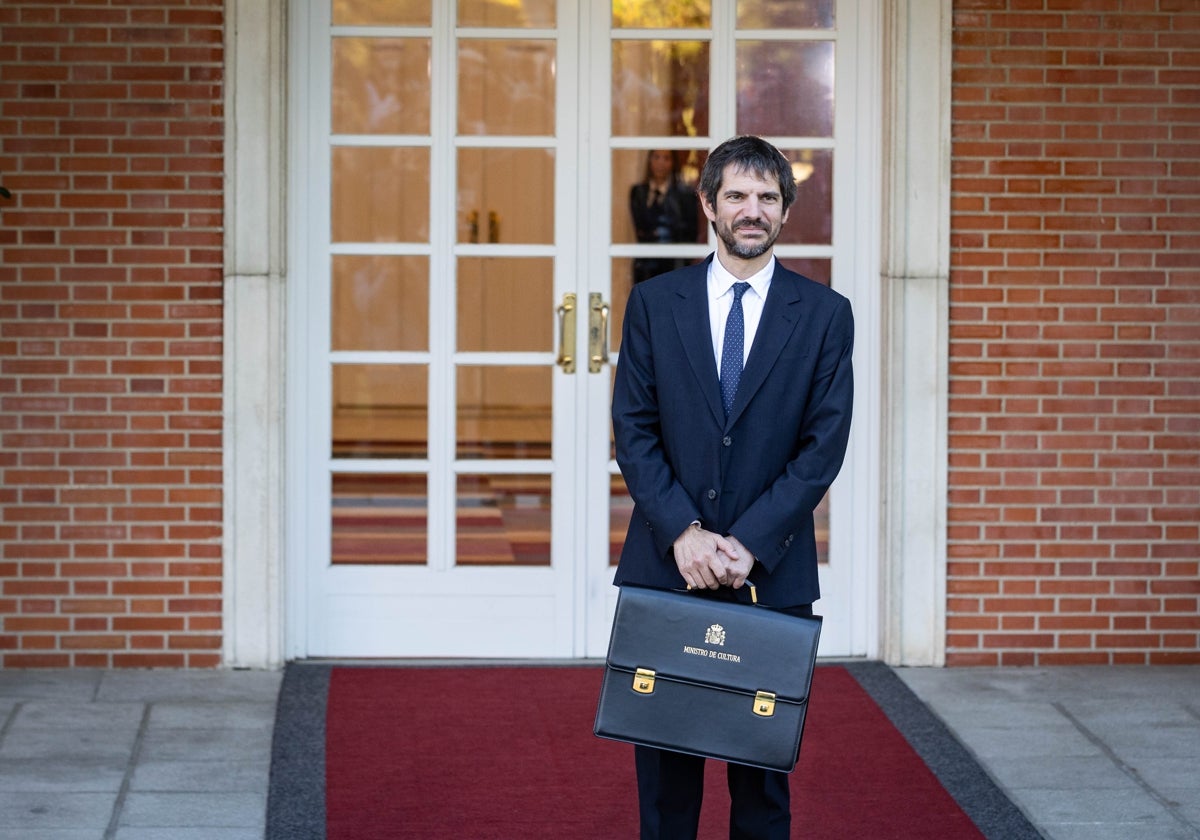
[701,164,790,261]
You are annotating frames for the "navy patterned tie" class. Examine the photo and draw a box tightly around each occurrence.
[720,282,750,417]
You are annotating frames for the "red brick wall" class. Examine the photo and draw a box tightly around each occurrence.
[949,0,1200,665]
[0,1,225,666]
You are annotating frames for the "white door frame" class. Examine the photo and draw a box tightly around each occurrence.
[221,0,951,668]
[826,0,883,658]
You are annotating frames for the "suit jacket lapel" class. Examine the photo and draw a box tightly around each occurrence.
[726,265,805,426]
[670,258,725,425]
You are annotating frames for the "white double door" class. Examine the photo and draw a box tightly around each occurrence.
[287,0,879,659]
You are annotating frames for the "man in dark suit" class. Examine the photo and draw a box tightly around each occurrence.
[629,149,700,284]
[611,135,855,839]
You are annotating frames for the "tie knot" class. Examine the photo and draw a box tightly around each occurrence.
[732,282,750,302]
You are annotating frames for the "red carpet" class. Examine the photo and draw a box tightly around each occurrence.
[324,665,987,839]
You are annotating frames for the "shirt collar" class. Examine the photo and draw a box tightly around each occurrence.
[709,254,775,300]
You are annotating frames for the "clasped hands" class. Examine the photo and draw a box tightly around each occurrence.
[673,523,754,591]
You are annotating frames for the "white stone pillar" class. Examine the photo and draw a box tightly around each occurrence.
[880,0,952,666]
[222,0,287,668]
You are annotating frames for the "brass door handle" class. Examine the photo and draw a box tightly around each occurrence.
[588,293,610,373]
[556,293,576,373]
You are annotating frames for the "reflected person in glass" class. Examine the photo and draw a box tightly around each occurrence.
[629,149,700,284]
[611,136,855,839]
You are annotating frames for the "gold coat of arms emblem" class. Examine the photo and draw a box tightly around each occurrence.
[704,624,726,646]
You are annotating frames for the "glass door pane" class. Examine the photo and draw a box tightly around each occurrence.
[332,37,431,134]
[334,0,430,27]
[459,0,555,28]
[737,0,834,29]
[611,40,710,138]
[332,473,427,564]
[458,40,555,135]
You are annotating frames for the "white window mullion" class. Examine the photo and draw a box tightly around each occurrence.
[313,0,336,627]
[427,1,457,572]
[587,0,619,657]
[288,0,336,656]
[837,0,882,659]
[710,0,737,143]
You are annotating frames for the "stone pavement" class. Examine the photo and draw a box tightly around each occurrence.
[0,668,280,840]
[0,664,1196,839]
[899,665,1200,840]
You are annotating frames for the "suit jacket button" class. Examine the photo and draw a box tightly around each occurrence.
[707,489,717,500]
[722,436,732,446]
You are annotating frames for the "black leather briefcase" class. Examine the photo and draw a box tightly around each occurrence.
[593,584,822,773]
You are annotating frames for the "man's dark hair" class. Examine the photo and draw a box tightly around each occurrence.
[698,135,797,211]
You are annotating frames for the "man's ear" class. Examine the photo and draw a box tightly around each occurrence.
[699,192,717,223]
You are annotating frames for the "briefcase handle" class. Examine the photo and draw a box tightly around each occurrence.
[685,580,758,604]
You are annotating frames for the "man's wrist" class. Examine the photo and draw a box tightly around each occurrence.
[675,520,702,543]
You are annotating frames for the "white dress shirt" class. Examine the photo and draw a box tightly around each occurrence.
[708,255,774,377]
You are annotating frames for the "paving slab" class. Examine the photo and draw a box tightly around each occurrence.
[0,671,102,701]
[0,792,114,831]
[129,759,270,793]
[0,725,141,762]
[136,727,273,763]
[0,757,127,793]
[13,702,145,731]
[147,702,274,730]
[1043,824,1200,840]
[116,792,265,829]
[114,829,263,840]
[95,671,281,705]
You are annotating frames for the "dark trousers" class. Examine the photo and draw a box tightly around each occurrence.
[635,746,791,840]
[634,602,813,840]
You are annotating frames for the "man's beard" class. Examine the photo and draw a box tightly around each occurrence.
[714,218,781,259]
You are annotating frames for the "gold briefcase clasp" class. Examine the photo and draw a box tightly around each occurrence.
[753,690,776,717]
[633,668,656,694]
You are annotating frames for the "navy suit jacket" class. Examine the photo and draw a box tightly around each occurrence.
[611,255,854,607]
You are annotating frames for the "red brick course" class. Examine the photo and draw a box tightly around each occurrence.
[0,0,224,667]
[949,0,1200,665]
